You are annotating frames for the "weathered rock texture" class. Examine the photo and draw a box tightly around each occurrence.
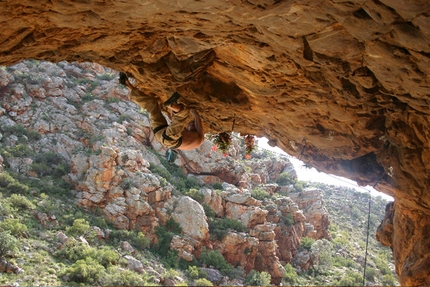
[0,1,429,285]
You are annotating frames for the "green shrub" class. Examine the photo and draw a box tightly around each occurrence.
[381,273,397,286]
[0,230,19,257]
[163,249,180,269]
[31,152,70,177]
[251,188,271,200]
[374,255,391,275]
[0,145,33,165]
[81,93,95,102]
[66,218,91,237]
[300,237,315,251]
[0,218,28,237]
[27,130,42,142]
[185,188,204,203]
[149,164,173,183]
[195,278,213,286]
[203,204,216,219]
[311,239,333,272]
[212,182,223,190]
[107,229,131,246]
[165,217,182,234]
[133,232,150,250]
[282,214,294,226]
[92,246,119,267]
[276,172,294,186]
[7,181,30,194]
[294,181,306,192]
[199,249,233,276]
[62,257,106,284]
[208,218,247,241]
[54,241,91,262]
[365,267,377,282]
[0,124,40,142]
[96,73,116,81]
[337,270,362,286]
[153,226,174,258]
[8,194,35,210]
[243,270,271,286]
[105,267,148,286]
[187,265,209,280]
[283,263,298,286]
[0,172,14,188]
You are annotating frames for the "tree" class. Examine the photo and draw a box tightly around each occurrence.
[311,239,333,272]
[0,230,19,257]
[283,263,298,285]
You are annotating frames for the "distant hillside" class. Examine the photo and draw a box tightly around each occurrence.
[293,182,399,286]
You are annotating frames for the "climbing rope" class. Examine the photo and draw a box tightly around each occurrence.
[362,189,372,286]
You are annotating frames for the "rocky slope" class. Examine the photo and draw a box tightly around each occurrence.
[0,60,332,284]
[0,2,429,284]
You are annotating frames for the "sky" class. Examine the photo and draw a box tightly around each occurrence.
[257,138,394,201]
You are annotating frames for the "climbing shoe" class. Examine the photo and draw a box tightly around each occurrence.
[163,92,181,107]
[119,72,128,85]
[166,148,178,163]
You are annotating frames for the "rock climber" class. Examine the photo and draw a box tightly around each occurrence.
[119,72,204,151]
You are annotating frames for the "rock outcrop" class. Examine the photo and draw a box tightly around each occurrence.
[1,1,429,280]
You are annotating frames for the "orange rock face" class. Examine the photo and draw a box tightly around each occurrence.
[1,1,429,285]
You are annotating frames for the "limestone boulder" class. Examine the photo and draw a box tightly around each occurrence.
[171,197,209,241]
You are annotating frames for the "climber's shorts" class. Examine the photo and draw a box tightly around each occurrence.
[153,125,182,149]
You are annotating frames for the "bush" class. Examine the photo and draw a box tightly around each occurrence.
[0,172,14,188]
[337,270,362,286]
[208,218,247,241]
[283,263,298,286]
[165,217,182,234]
[311,239,333,272]
[185,188,204,203]
[300,237,315,251]
[133,232,150,250]
[243,270,271,286]
[251,188,271,200]
[381,273,397,286]
[195,278,213,286]
[199,249,233,276]
[203,204,216,219]
[294,181,306,192]
[31,152,71,177]
[153,226,174,258]
[8,194,35,210]
[212,182,223,190]
[0,230,19,257]
[276,172,294,186]
[63,257,106,284]
[365,267,377,282]
[282,214,294,226]
[187,265,208,280]
[105,267,147,286]
[0,218,28,237]
[66,218,91,237]
[54,241,92,262]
